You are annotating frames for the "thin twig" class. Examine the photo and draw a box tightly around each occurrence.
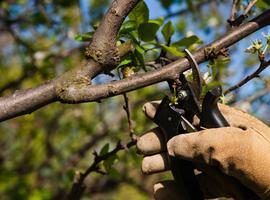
[229,0,239,22]
[224,59,270,95]
[244,0,258,16]
[228,0,258,26]
[123,93,135,140]
[67,140,136,200]
[164,0,217,19]
[232,85,270,107]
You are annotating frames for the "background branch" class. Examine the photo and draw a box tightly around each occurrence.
[232,85,270,107]
[67,140,136,200]
[224,59,270,95]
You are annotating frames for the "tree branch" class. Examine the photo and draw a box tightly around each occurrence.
[232,85,270,107]
[229,0,239,22]
[224,59,270,95]
[228,0,258,26]
[86,0,140,68]
[67,140,136,200]
[123,93,134,138]
[244,0,258,16]
[57,9,270,103]
[0,8,270,122]
[164,0,217,19]
[0,0,139,122]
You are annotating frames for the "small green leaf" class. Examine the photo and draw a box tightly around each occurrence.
[99,143,109,156]
[160,44,185,57]
[186,0,194,10]
[138,21,162,42]
[129,1,149,27]
[107,167,121,179]
[256,0,270,9]
[134,45,146,71]
[162,20,175,42]
[74,31,94,42]
[117,58,132,68]
[150,17,164,26]
[119,20,137,35]
[172,35,202,48]
[202,81,225,97]
[103,154,118,172]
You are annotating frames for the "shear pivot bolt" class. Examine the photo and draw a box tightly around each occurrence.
[178,90,188,100]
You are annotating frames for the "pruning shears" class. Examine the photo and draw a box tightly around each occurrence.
[153,49,259,200]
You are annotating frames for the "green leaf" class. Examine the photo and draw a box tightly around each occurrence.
[117,58,132,68]
[186,0,194,10]
[160,44,185,57]
[150,17,164,26]
[138,23,159,42]
[107,167,121,179]
[128,1,149,27]
[119,20,137,35]
[103,154,118,172]
[172,35,202,48]
[134,44,146,71]
[256,0,270,9]
[162,20,175,42]
[138,18,164,42]
[202,81,226,97]
[74,31,94,42]
[99,143,109,156]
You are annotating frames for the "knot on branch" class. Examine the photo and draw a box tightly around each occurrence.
[85,43,120,68]
[55,74,91,103]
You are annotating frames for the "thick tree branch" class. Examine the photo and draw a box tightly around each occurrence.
[58,9,270,103]
[0,8,270,122]
[0,0,139,122]
[0,81,57,121]
[86,0,140,68]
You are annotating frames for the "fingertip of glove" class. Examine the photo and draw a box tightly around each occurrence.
[167,135,194,159]
[142,101,160,119]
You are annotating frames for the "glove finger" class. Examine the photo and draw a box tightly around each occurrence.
[153,171,247,200]
[137,127,166,156]
[141,153,170,174]
[153,180,189,200]
[169,127,270,199]
[142,101,161,120]
[218,104,269,133]
[167,127,248,176]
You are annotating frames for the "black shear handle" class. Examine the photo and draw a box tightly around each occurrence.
[200,86,229,128]
[200,87,261,200]
[154,97,204,200]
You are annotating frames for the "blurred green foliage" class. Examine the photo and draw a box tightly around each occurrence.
[0,0,269,199]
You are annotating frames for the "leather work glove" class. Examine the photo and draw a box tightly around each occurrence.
[137,101,270,200]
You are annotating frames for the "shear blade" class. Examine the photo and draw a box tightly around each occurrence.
[184,49,203,99]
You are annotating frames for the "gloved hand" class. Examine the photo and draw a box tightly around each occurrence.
[137,101,270,200]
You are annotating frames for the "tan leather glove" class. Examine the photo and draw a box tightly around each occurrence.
[137,101,270,200]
